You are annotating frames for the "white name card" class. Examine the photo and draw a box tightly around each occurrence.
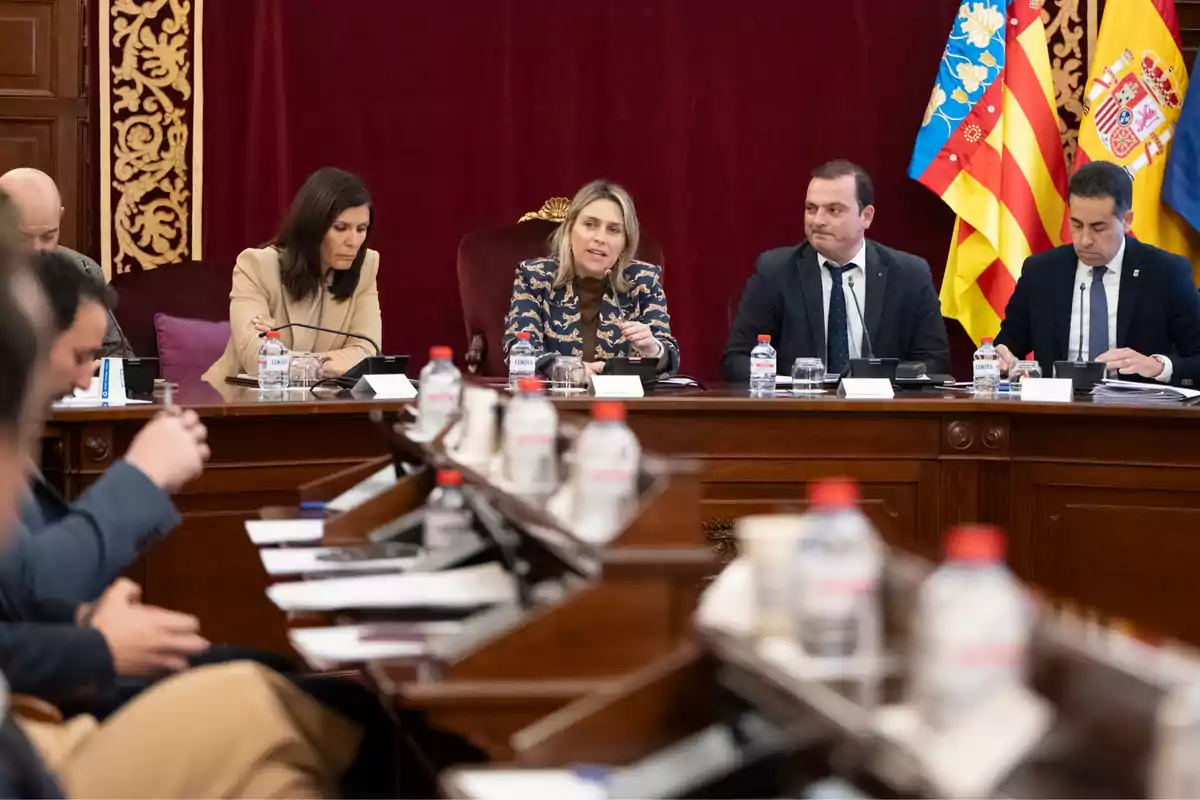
[839,378,894,399]
[353,374,417,399]
[589,374,644,398]
[1019,377,1072,403]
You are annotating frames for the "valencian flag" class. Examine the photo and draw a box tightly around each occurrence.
[909,1,1068,345]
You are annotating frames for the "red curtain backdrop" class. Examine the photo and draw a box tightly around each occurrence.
[202,0,967,380]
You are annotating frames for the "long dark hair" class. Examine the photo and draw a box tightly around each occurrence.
[273,167,373,302]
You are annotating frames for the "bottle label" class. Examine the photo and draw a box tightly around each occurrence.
[750,358,777,376]
[510,355,536,375]
[974,361,1000,378]
[424,508,472,551]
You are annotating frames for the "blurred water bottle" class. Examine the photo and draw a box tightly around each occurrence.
[503,377,559,496]
[508,332,537,388]
[424,470,472,550]
[573,402,640,543]
[910,525,1031,732]
[257,331,290,390]
[749,334,777,397]
[417,345,462,436]
[794,477,883,660]
[973,336,1000,398]
[1151,682,1200,799]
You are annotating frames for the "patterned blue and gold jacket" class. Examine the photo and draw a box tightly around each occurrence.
[502,258,680,374]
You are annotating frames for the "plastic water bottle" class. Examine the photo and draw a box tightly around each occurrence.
[794,477,883,660]
[503,377,559,497]
[508,332,537,388]
[1151,682,1200,798]
[417,345,462,437]
[910,525,1031,732]
[424,470,472,550]
[257,331,290,390]
[573,402,640,543]
[749,334,777,397]
[973,336,1000,398]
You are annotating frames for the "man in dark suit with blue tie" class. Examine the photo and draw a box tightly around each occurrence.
[994,160,1200,387]
[722,160,950,381]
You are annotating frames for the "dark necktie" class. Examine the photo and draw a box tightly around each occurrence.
[826,264,851,374]
[1089,265,1109,360]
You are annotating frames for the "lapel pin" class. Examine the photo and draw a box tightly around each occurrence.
[1133,269,1140,277]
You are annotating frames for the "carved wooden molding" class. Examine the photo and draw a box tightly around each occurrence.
[945,420,975,451]
[518,197,570,224]
[99,0,204,278]
[1043,0,1089,169]
[83,435,111,464]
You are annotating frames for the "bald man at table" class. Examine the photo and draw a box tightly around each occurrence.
[0,168,132,359]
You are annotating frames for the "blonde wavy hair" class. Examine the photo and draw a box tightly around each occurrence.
[549,180,641,293]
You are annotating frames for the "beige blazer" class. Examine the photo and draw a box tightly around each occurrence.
[203,246,382,381]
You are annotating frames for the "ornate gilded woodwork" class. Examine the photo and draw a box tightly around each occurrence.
[518,197,570,224]
[100,0,203,278]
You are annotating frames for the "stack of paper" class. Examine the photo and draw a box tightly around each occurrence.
[259,546,418,576]
[245,518,324,545]
[266,562,516,612]
[289,621,462,667]
[1092,379,1200,405]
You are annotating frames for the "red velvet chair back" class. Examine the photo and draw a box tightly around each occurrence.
[457,198,664,376]
[110,261,233,359]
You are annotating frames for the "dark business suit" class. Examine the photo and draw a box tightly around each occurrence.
[995,237,1200,387]
[8,463,179,608]
[722,240,951,381]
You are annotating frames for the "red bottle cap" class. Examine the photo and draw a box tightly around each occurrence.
[592,402,626,422]
[980,337,994,344]
[429,346,453,360]
[757,334,771,343]
[945,524,1006,562]
[517,377,543,393]
[516,332,531,340]
[807,477,860,508]
[436,470,462,486]
[266,330,280,339]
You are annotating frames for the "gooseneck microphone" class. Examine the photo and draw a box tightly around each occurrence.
[846,274,875,359]
[260,322,381,356]
[1076,282,1087,363]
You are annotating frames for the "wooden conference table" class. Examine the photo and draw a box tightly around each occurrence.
[43,379,1200,651]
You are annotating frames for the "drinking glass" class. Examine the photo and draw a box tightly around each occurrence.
[289,353,321,388]
[791,357,825,395]
[550,355,586,393]
[1009,360,1042,394]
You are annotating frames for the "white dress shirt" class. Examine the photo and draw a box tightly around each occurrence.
[817,239,868,360]
[1066,237,1172,382]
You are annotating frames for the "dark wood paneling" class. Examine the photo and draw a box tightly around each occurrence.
[1179,0,1200,66]
[47,391,1200,652]
[0,0,87,250]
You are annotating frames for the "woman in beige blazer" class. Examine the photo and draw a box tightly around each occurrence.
[204,167,382,382]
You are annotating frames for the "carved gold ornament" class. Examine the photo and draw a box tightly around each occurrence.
[518,197,570,223]
[100,0,203,277]
[1042,0,1088,168]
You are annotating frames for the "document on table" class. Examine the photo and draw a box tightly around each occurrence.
[288,622,462,667]
[266,561,516,612]
[245,518,324,545]
[326,465,397,513]
[259,546,419,576]
[446,769,607,800]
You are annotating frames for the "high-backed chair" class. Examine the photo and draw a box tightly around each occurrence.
[110,260,234,382]
[457,198,664,376]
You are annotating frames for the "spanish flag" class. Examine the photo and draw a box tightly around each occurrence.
[1077,0,1200,271]
[909,1,1068,345]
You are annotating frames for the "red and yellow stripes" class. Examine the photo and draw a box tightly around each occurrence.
[937,5,1068,344]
